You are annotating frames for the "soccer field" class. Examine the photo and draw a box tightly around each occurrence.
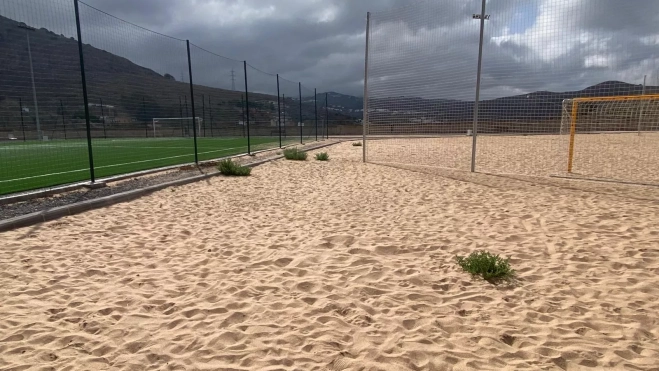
[0,136,296,196]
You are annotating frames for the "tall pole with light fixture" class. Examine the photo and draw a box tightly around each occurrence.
[18,24,41,140]
[470,0,489,172]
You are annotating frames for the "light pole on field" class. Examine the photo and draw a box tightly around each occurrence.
[470,1,490,172]
[19,24,41,140]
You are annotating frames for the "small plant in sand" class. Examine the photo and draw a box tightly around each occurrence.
[352,141,363,147]
[218,159,251,176]
[283,148,307,161]
[456,250,515,283]
[315,152,329,161]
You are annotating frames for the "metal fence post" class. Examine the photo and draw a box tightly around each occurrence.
[19,98,26,141]
[362,12,370,163]
[277,74,282,148]
[314,88,318,141]
[74,0,95,183]
[243,61,251,154]
[471,0,487,173]
[186,40,199,164]
[299,82,303,144]
[325,93,329,139]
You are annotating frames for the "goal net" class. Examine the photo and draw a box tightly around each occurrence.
[152,117,203,138]
[561,95,659,182]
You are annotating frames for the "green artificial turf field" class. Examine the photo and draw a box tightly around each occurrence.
[0,136,299,195]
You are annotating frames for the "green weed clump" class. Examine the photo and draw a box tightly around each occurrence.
[456,250,515,283]
[218,159,251,176]
[283,148,308,161]
[315,152,329,161]
[352,142,363,147]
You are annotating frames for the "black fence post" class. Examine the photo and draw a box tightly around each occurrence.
[314,88,318,141]
[60,99,67,140]
[244,61,251,154]
[100,98,106,139]
[209,95,214,137]
[19,98,26,141]
[325,93,329,139]
[186,40,199,164]
[298,82,303,144]
[277,74,282,148]
[74,0,95,183]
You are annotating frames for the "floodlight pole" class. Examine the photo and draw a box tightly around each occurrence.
[362,12,370,163]
[18,24,41,140]
[471,0,489,173]
[19,98,26,141]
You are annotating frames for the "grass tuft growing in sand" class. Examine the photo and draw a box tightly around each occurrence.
[218,159,251,176]
[456,250,515,283]
[315,152,329,161]
[284,148,308,161]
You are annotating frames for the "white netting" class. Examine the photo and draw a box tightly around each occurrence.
[364,0,659,185]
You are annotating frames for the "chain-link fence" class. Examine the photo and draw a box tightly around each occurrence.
[364,0,659,185]
[0,0,322,196]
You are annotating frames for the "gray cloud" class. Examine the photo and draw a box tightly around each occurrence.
[367,0,659,100]
[3,0,658,99]
[78,0,393,96]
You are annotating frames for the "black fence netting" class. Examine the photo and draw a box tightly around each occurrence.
[0,0,322,196]
[0,0,90,194]
[189,44,247,162]
[79,2,193,178]
[300,84,319,142]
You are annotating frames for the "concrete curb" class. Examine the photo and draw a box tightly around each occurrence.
[0,140,341,233]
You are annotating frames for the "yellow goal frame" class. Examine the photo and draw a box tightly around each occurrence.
[567,94,659,173]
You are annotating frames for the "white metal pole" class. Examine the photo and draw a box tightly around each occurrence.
[638,74,646,136]
[471,0,487,172]
[24,29,41,140]
[362,12,370,163]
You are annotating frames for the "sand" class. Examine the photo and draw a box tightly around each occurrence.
[367,132,659,185]
[1,141,659,370]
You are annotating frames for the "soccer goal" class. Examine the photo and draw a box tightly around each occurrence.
[559,95,659,184]
[152,117,203,138]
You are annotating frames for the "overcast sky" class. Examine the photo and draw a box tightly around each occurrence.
[3,0,659,99]
[77,0,396,97]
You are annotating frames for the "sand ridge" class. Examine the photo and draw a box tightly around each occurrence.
[1,142,659,370]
